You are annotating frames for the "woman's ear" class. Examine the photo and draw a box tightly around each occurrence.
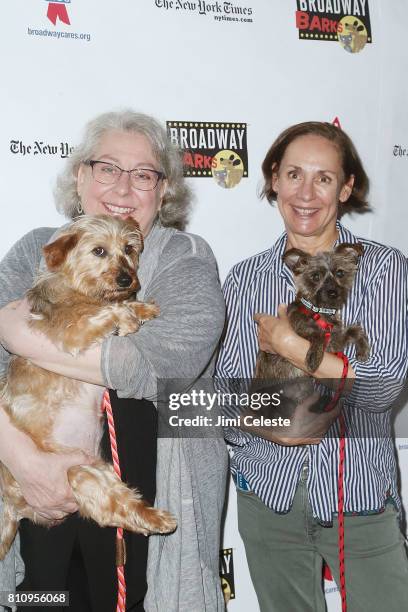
[339,174,355,203]
[76,163,86,197]
[271,163,279,193]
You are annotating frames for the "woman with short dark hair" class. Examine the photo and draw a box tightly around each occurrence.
[260,121,370,216]
[216,121,408,612]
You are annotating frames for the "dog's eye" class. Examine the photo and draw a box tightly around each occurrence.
[335,269,344,278]
[124,245,133,255]
[311,272,320,282]
[92,247,107,257]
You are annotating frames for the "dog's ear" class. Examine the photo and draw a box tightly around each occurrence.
[123,217,144,252]
[283,248,310,273]
[123,217,142,236]
[43,232,79,271]
[335,242,364,262]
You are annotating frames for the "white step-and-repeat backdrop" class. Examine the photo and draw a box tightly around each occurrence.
[1,1,407,610]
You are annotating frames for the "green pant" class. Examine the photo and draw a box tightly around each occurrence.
[237,465,408,612]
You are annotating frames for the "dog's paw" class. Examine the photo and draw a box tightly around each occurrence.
[126,301,160,322]
[116,318,141,337]
[356,344,370,362]
[126,504,177,536]
[141,507,177,535]
[354,331,370,362]
[306,349,322,373]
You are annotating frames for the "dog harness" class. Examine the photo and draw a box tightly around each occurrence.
[298,300,349,612]
[298,302,334,351]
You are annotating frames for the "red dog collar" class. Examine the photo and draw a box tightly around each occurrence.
[298,304,334,349]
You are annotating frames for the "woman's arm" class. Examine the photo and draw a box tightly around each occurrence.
[255,305,356,380]
[0,298,104,385]
[0,229,51,374]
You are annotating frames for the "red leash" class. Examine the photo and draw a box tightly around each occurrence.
[327,353,348,612]
[299,304,348,611]
[337,409,347,612]
[102,389,127,612]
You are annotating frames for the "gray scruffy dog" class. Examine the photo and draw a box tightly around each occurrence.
[255,242,370,381]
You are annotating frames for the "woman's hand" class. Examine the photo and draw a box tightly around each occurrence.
[7,444,91,521]
[254,304,296,356]
[254,304,355,381]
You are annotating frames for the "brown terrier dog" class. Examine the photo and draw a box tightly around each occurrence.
[0,215,176,560]
[255,242,370,382]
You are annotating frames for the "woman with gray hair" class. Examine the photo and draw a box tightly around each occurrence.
[0,110,227,611]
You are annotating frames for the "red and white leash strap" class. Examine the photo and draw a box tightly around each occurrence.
[102,389,127,612]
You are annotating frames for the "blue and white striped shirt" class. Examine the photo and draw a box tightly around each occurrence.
[215,223,408,523]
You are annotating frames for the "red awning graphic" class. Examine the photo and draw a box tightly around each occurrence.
[47,3,71,26]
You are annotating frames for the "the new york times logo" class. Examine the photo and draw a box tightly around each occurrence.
[167,121,248,189]
[296,0,372,53]
[10,139,74,158]
[219,549,235,603]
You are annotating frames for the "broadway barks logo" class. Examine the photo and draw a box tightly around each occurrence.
[46,0,71,26]
[295,0,372,53]
[219,548,235,603]
[167,121,248,189]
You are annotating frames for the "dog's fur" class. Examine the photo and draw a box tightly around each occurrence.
[255,242,370,380]
[0,214,176,560]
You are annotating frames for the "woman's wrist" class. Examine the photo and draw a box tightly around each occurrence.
[279,334,356,380]
[279,333,308,369]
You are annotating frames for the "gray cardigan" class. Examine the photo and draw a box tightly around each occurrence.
[0,222,227,611]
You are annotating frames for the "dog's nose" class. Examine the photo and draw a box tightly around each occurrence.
[328,289,338,299]
[116,271,132,288]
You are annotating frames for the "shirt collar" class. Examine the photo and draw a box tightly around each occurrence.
[256,231,288,276]
[335,222,358,247]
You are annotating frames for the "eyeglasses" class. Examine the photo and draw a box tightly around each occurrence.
[84,160,166,191]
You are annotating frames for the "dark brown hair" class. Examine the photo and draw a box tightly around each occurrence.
[260,121,370,217]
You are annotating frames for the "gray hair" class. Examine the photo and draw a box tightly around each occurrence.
[54,110,192,230]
